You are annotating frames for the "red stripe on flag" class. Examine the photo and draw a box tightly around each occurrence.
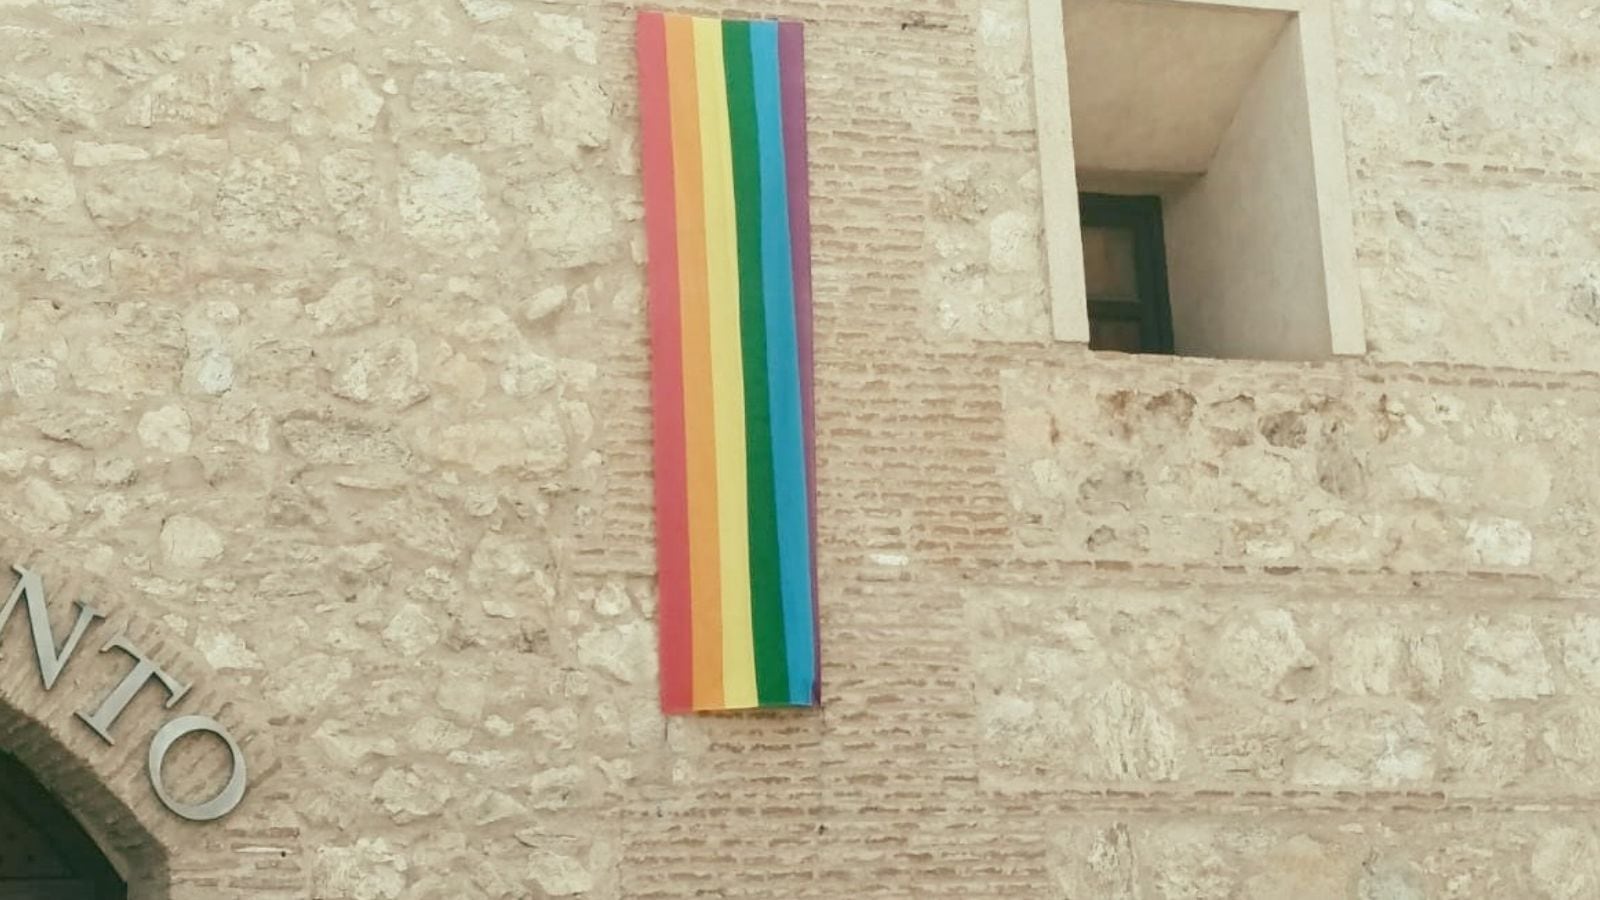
[638,10,693,714]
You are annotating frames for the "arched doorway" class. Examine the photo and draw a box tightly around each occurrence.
[0,750,127,899]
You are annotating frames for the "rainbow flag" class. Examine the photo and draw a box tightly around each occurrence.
[637,11,819,713]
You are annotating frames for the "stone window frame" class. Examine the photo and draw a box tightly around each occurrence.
[1027,0,1367,356]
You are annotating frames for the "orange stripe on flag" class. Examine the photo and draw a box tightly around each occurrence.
[664,14,724,710]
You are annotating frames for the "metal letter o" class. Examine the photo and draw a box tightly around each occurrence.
[147,715,248,822]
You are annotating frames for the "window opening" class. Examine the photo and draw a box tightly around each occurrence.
[1081,192,1173,354]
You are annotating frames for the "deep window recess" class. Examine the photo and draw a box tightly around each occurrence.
[1036,0,1365,358]
[1080,193,1173,354]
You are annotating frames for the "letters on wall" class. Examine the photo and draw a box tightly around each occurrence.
[1,564,248,822]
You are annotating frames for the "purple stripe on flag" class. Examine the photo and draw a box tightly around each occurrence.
[778,20,819,704]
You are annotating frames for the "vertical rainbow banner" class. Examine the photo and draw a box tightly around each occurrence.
[638,12,819,713]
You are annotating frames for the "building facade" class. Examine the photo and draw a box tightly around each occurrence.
[3,0,1600,896]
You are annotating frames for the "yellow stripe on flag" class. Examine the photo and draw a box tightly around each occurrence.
[694,16,758,709]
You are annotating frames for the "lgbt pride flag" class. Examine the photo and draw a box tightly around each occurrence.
[637,12,819,713]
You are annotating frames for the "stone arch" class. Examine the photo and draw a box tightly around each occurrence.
[0,538,308,899]
[0,694,166,894]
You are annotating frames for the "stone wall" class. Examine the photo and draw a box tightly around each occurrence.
[2,0,1599,897]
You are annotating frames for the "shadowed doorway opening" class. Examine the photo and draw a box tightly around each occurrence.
[0,750,127,900]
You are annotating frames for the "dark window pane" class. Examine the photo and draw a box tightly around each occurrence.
[1089,318,1143,353]
[1081,225,1138,302]
[1080,193,1173,355]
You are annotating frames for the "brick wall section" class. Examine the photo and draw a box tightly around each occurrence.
[3,0,1600,897]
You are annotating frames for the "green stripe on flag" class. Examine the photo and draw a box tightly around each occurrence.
[724,19,789,705]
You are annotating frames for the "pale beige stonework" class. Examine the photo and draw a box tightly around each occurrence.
[2,0,1600,898]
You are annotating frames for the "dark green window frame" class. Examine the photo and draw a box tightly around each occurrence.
[1081,193,1174,355]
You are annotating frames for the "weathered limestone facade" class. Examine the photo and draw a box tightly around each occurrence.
[2,0,1600,896]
